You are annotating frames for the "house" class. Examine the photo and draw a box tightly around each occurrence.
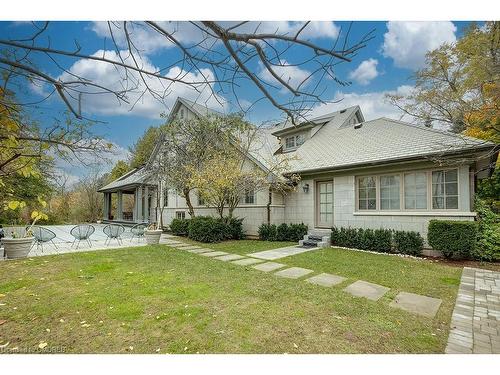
[99,97,498,247]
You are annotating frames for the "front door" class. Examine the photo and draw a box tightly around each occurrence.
[316,180,333,228]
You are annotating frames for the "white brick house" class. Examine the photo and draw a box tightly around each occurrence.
[99,97,498,244]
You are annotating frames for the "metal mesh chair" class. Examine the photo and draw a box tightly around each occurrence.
[130,223,148,242]
[29,226,58,252]
[70,224,95,249]
[103,224,125,246]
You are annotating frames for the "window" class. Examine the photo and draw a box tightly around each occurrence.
[179,108,185,119]
[198,192,205,206]
[432,169,458,209]
[284,133,305,150]
[380,175,400,210]
[404,172,427,209]
[244,188,255,204]
[358,176,376,210]
[163,188,169,207]
[176,211,186,219]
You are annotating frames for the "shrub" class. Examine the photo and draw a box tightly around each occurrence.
[219,217,245,240]
[393,230,424,256]
[258,223,277,241]
[276,223,289,241]
[170,218,190,236]
[188,216,226,243]
[288,223,308,242]
[373,229,392,253]
[358,228,376,250]
[471,198,500,262]
[428,220,478,259]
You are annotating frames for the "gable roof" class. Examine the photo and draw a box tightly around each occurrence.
[97,168,155,192]
[166,97,223,123]
[285,117,495,173]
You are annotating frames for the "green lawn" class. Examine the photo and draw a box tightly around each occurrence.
[0,240,462,353]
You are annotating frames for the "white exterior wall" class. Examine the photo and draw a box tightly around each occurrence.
[284,162,476,246]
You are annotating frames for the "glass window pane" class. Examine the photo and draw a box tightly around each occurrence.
[405,197,416,210]
[432,183,444,196]
[445,169,458,182]
[446,196,458,209]
[432,171,444,183]
[359,200,367,210]
[433,197,444,209]
[445,182,458,196]
[368,199,376,210]
[391,198,400,209]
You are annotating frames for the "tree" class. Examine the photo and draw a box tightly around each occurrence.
[108,160,131,182]
[387,22,499,135]
[74,168,106,223]
[0,21,374,124]
[129,126,162,169]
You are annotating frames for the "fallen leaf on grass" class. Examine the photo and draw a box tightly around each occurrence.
[59,319,65,323]
[0,294,5,298]
[0,341,10,348]
[293,343,298,349]
[155,348,161,353]
[38,342,47,349]
[45,328,51,332]
[0,320,7,326]
[81,324,90,328]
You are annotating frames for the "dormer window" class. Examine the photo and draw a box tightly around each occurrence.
[284,133,305,151]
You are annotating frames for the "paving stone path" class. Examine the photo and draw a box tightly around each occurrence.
[446,267,500,354]
[161,235,445,323]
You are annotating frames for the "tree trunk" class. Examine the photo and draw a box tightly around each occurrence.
[183,187,195,218]
[266,188,272,225]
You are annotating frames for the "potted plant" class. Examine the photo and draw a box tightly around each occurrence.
[144,223,162,245]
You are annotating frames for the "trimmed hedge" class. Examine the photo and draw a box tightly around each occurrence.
[428,220,478,259]
[258,223,308,242]
[331,226,423,256]
[187,216,226,243]
[170,218,190,236]
[220,217,245,240]
[393,230,424,256]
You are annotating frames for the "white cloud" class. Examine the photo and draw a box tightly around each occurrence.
[258,60,311,93]
[382,21,457,70]
[91,21,340,56]
[58,50,225,118]
[308,85,415,121]
[348,58,379,85]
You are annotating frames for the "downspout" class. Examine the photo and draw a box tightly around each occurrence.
[266,187,272,225]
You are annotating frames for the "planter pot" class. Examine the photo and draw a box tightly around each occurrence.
[144,229,162,245]
[2,237,34,259]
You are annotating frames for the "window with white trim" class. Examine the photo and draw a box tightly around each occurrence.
[380,175,400,210]
[432,169,458,209]
[404,172,427,209]
[357,176,376,210]
[283,133,305,151]
[244,188,255,204]
[176,211,186,219]
[198,192,205,206]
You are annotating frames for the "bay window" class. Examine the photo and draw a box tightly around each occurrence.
[404,172,427,209]
[358,176,376,210]
[432,170,458,209]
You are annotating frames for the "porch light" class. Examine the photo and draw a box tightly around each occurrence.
[302,183,310,193]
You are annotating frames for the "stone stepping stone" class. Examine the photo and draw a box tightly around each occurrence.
[231,258,265,266]
[187,248,213,254]
[252,262,286,272]
[200,251,229,257]
[344,280,390,301]
[179,245,202,250]
[214,254,246,262]
[274,267,314,279]
[389,292,442,318]
[170,243,192,248]
[306,273,347,287]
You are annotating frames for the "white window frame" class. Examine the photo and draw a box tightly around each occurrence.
[431,169,459,210]
[379,174,401,210]
[163,188,169,207]
[283,133,305,151]
[403,172,428,210]
[355,168,460,213]
[244,188,255,204]
[197,192,205,206]
[175,211,186,220]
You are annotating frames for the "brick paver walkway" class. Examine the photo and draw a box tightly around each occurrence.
[446,267,500,354]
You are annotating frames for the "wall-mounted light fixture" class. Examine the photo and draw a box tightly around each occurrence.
[302,183,310,193]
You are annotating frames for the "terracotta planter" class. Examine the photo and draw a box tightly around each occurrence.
[2,237,34,259]
[144,229,162,245]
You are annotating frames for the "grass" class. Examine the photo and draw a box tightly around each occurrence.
[0,240,462,353]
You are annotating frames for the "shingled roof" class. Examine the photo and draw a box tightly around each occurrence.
[97,168,155,192]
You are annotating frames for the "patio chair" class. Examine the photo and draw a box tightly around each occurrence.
[103,224,125,246]
[130,223,148,242]
[28,226,58,253]
[70,224,95,249]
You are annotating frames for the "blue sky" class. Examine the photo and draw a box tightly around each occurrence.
[0,21,477,181]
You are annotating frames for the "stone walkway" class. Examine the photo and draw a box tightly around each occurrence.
[249,245,319,260]
[446,267,500,354]
[162,234,444,320]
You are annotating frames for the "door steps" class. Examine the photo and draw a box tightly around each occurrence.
[298,230,331,248]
